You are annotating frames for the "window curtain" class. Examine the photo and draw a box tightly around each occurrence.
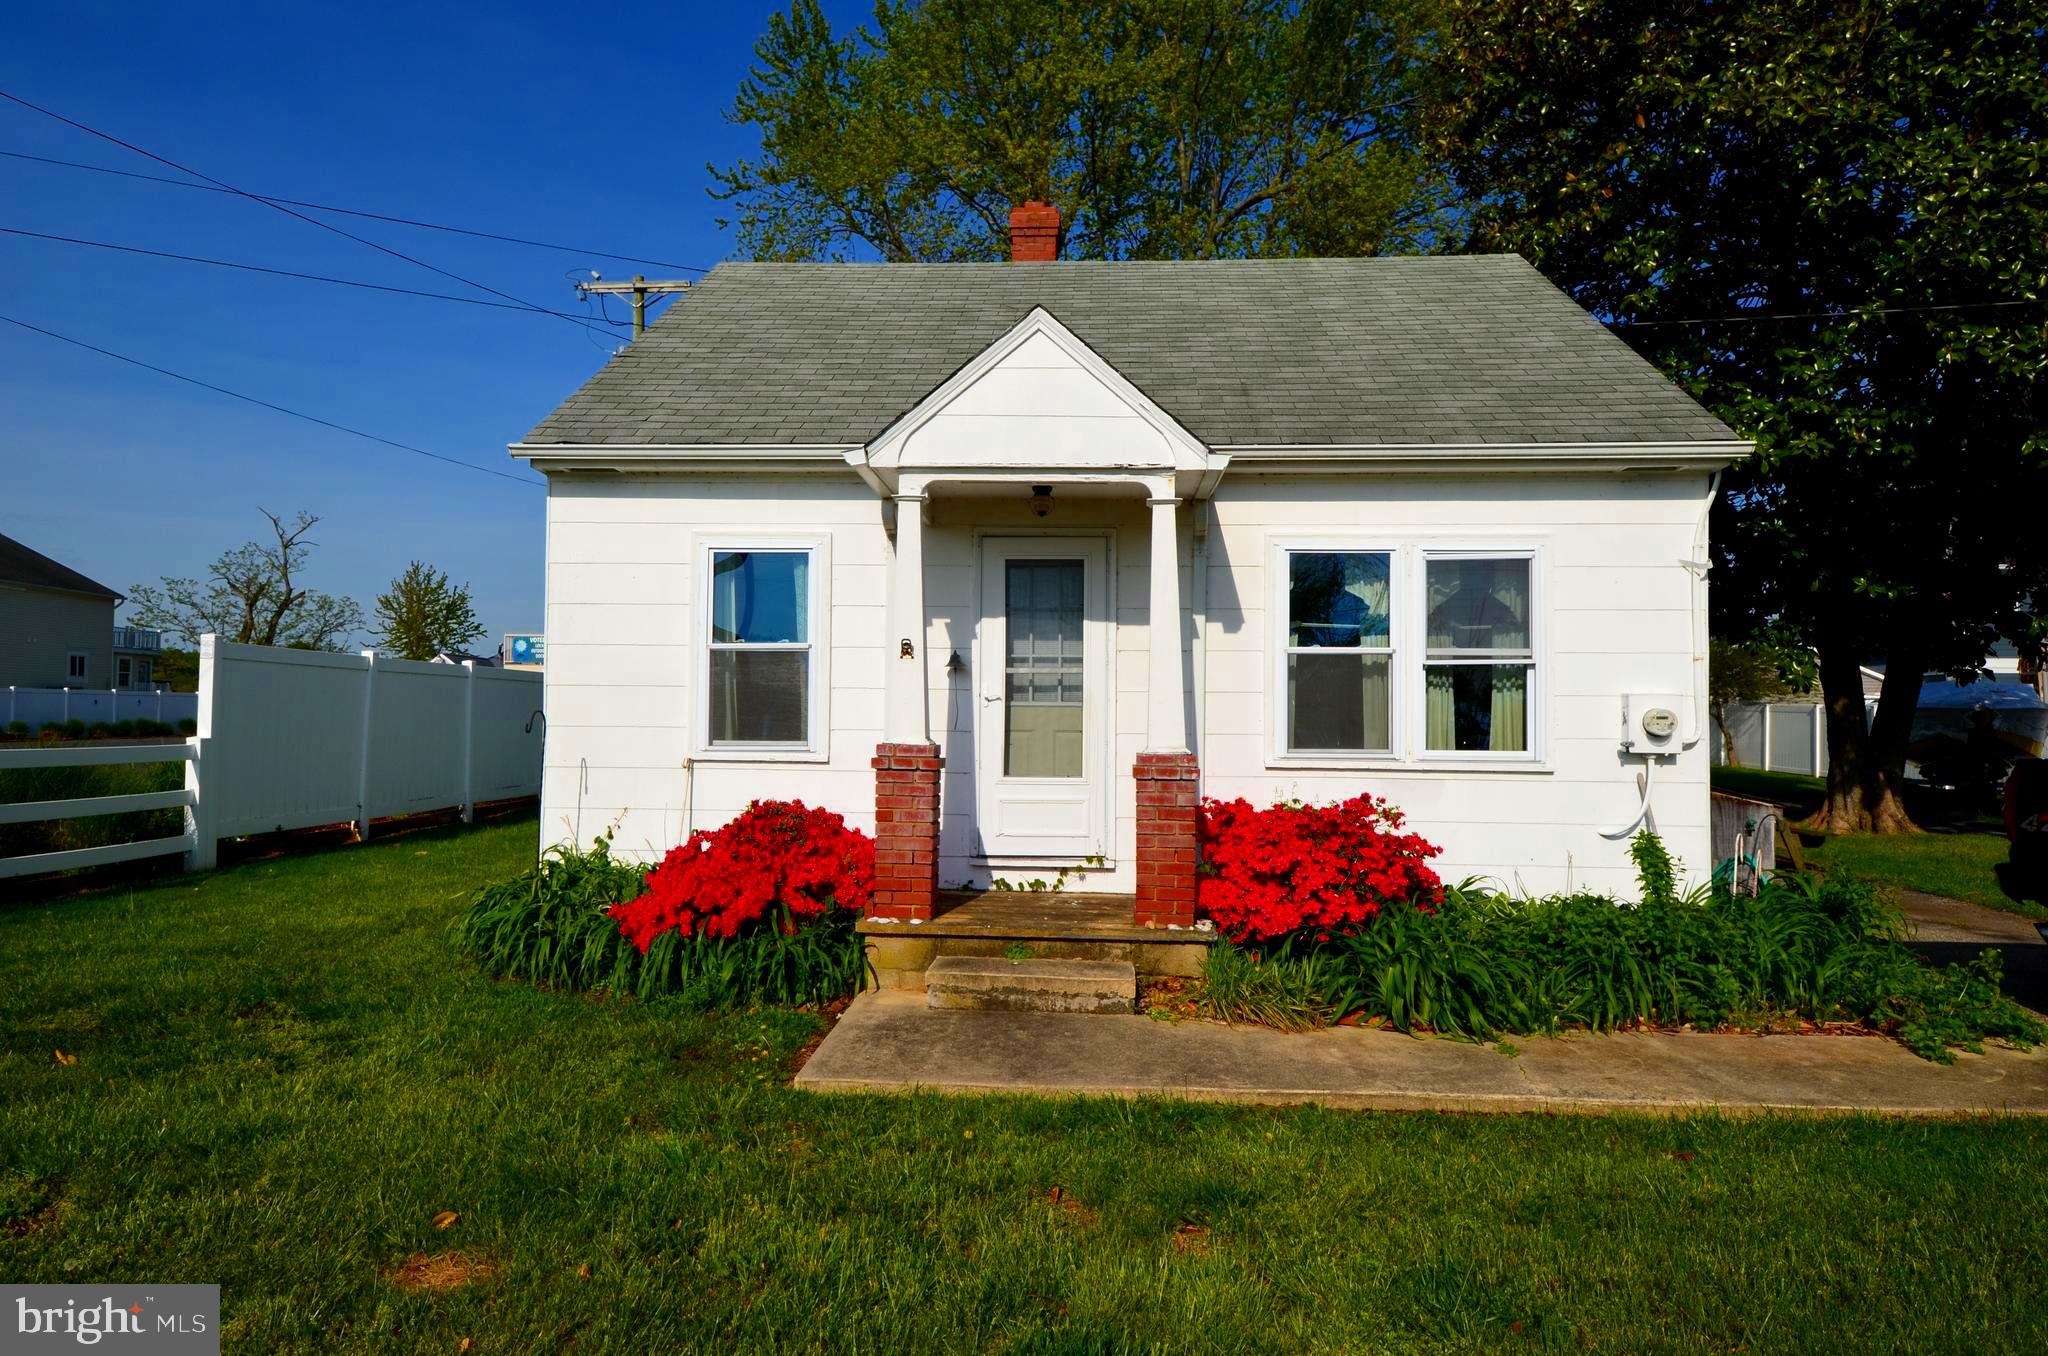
[1426,668,1456,749]
[1344,563,1391,645]
[1490,667,1528,751]
[1359,658,1390,749]
[1348,561,1391,748]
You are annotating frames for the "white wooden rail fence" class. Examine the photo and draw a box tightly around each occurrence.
[0,636,542,881]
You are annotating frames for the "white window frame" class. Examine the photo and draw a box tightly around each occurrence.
[116,655,133,689]
[1265,536,1548,771]
[1267,538,1404,766]
[1411,544,1544,766]
[691,533,831,763]
[66,650,88,682]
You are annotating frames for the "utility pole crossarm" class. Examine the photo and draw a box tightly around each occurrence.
[577,274,692,337]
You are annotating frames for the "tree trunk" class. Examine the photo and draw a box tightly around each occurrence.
[1712,704,1739,766]
[1806,643,1920,834]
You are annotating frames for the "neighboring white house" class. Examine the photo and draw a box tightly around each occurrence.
[515,210,1749,921]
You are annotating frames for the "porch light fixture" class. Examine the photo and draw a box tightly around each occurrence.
[1030,484,1053,517]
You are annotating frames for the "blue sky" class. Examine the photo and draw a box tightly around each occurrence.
[0,0,863,651]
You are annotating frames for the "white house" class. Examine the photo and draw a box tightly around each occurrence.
[516,206,1748,926]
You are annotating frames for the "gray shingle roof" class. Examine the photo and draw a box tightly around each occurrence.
[523,255,1736,448]
[0,532,119,599]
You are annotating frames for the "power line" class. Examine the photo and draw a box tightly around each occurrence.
[0,89,620,343]
[1610,298,2042,328]
[0,147,709,274]
[0,224,630,326]
[0,310,542,487]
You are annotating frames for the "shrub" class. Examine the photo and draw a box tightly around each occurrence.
[177,719,197,736]
[88,723,113,739]
[63,720,86,739]
[1198,941,1347,1032]
[1,721,25,741]
[1197,794,1443,943]
[452,832,648,992]
[1198,831,2045,1062]
[454,802,875,1009]
[111,720,137,737]
[610,800,874,947]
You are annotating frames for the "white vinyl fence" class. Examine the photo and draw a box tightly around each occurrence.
[0,635,542,880]
[5,686,200,729]
[1711,701,1829,778]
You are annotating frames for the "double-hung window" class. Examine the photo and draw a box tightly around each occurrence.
[1273,542,1539,762]
[1422,553,1534,754]
[1281,550,1394,754]
[701,542,824,755]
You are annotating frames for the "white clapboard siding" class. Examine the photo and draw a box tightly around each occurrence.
[543,466,1718,893]
[541,474,890,866]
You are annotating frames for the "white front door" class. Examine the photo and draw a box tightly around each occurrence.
[975,536,1110,863]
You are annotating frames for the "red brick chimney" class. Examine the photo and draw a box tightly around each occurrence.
[1009,200,1059,262]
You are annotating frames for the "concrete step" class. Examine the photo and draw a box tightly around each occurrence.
[924,955,1137,1015]
[935,937,1136,964]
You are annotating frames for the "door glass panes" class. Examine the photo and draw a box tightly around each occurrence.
[1004,559,1084,778]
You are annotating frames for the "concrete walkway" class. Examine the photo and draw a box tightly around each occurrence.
[796,991,2048,1116]
[1895,889,2048,1015]
[1896,888,2045,944]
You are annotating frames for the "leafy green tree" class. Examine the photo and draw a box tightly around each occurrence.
[150,647,199,693]
[715,0,1455,261]
[129,509,363,651]
[373,561,485,662]
[1429,1,2048,832]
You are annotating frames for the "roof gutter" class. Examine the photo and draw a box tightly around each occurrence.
[1215,439,1753,474]
[509,443,865,476]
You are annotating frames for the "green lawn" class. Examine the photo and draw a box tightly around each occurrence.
[1711,767,2044,920]
[1811,831,2046,920]
[6,818,2047,1353]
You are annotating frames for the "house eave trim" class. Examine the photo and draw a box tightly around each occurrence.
[1217,439,1752,472]
[510,443,866,475]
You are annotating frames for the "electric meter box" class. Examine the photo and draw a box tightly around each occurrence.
[1621,694,1686,753]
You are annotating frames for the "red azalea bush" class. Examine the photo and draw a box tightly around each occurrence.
[1197,794,1444,943]
[609,800,874,951]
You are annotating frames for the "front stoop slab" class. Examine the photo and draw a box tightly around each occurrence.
[925,956,1137,1015]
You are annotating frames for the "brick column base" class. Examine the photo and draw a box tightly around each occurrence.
[872,742,943,920]
[1133,751,1199,927]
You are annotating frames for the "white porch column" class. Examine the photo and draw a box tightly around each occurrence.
[884,492,931,744]
[1145,494,1190,753]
